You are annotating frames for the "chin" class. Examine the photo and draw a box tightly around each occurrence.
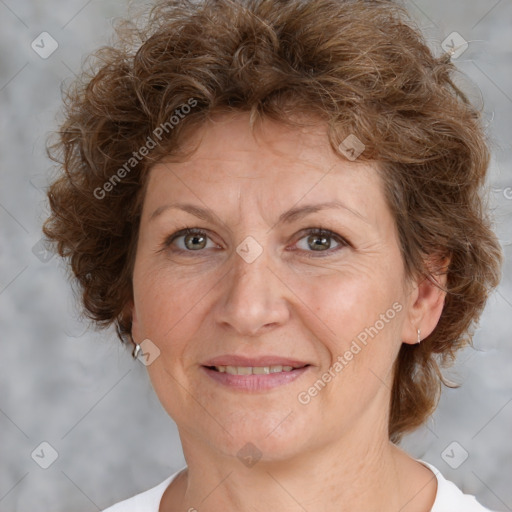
[197,408,317,463]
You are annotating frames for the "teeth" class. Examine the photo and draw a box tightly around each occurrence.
[214,365,296,374]
[253,366,270,375]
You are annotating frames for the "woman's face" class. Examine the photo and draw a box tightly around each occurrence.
[131,112,427,461]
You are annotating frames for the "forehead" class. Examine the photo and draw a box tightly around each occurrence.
[141,112,388,227]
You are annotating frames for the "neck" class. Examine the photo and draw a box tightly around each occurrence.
[167,421,427,512]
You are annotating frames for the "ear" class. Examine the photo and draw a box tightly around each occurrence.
[401,256,450,345]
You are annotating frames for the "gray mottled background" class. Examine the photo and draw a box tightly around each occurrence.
[0,0,511,511]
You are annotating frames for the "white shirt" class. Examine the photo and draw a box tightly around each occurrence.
[101,459,495,511]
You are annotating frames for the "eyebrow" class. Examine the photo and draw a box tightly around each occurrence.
[149,200,369,225]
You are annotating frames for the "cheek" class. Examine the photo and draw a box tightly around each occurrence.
[298,263,405,384]
[304,276,403,409]
[132,261,218,355]
[303,263,398,335]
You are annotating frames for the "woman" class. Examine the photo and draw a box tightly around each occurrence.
[43,0,503,510]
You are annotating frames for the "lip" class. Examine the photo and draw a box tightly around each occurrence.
[201,365,311,391]
[202,355,310,367]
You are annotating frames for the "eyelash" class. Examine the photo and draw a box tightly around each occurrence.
[160,226,349,258]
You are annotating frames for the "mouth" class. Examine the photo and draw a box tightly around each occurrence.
[205,364,310,375]
[201,359,312,391]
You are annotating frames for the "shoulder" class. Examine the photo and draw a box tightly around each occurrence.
[101,468,184,512]
[417,459,496,512]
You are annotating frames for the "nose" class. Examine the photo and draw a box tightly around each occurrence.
[214,243,291,338]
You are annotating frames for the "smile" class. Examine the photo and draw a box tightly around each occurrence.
[211,364,303,374]
[202,364,311,391]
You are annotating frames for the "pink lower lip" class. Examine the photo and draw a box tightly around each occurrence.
[202,365,310,391]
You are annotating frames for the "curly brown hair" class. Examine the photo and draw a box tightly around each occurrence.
[43,0,503,443]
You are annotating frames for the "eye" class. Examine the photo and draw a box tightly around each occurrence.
[160,226,349,257]
[293,228,348,257]
[163,228,218,253]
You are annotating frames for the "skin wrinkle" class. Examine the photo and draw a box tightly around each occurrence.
[130,112,443,512]
[38,3,504,510]
[42,0,504,446]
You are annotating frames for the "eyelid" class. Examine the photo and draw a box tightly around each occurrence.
[161,227,217,251]
[290,227,350,256]
[159,226,350,255]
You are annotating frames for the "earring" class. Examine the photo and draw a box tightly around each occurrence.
[417,328,421,344]
[132,342,141,359]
